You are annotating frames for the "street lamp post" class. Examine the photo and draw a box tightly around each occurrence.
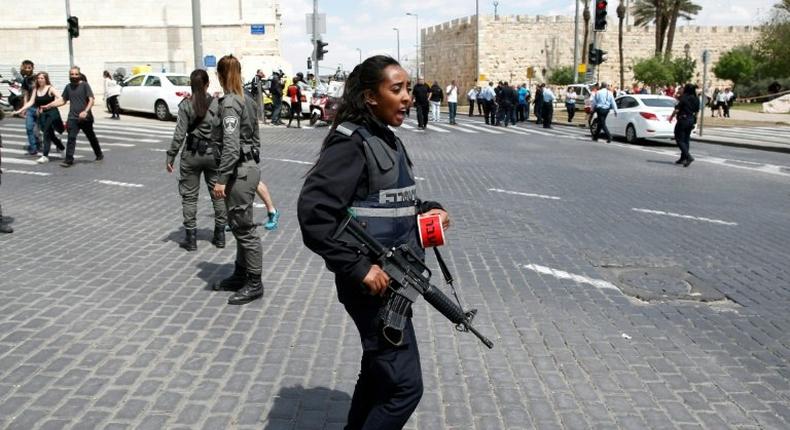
[392,27,400,63]
[406,12,419,79]
[493,1,499,19]
[356,48,362,64]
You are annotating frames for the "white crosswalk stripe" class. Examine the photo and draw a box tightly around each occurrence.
[0,119,168,169]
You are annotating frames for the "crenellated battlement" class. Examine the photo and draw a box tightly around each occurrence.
[424,14,756,36]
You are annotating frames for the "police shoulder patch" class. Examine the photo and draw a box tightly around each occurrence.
[223,116,239,133]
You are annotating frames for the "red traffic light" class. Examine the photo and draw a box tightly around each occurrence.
[596,1,607,10]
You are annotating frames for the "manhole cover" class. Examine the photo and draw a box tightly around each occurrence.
[619,269,690,297]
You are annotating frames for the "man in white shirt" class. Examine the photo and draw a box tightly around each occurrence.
[591,82,618,143]
[480,82,496,125]
[446,80,459,125]
[467,87,478,117]
[541,86,556,128]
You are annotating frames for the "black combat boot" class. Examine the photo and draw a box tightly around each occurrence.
[213,263,247,291]
[180,228,197,251]
[212,225,226,248]
[227,272,264,305]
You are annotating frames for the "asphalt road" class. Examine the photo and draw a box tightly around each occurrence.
[1,114,789,429]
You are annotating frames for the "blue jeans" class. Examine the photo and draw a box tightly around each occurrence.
[448,102,457,123]
[25,106,40,153]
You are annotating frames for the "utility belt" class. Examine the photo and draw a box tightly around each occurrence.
[238,145,260,164]
[186,137,217,155]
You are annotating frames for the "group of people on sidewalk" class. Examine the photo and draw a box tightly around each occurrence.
[9,60,104,167]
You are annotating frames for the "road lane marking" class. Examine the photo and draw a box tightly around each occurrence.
[261,157,313,165]
[456,123,504,134]
[488,188,561,200]
[3,169,52,176]
[522,264,621,291]
[95,179,144,188]
[632,208,738,226]
[424,124,450,133]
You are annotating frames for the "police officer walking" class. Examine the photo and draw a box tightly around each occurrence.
[166,69,227,251]
[298,56,450,430]
[591,81,618,143]
[212,55,265,305]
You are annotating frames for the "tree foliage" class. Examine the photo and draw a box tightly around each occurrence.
[632,57,675,87]
[756,0,790,79]
[548,66,575,86]
[713,46,757,86]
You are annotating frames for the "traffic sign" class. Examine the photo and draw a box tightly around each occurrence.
[306,13,327,34]
[204,55,217,68]
[577,64,587,73]
[527,67,535,79]
[478,74,487,81]
[250,24,265,35]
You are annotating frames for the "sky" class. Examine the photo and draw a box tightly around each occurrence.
[278,0,777,76]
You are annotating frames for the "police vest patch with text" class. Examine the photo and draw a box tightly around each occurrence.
[223,116,239,133]
[379,186,417,204]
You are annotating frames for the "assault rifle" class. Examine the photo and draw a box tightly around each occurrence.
[334,214,494,349]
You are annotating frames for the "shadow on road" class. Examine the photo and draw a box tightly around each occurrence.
[646,159,678,165]
[264,385,351,430]
[195,261,232,289]
[161,228,216,245]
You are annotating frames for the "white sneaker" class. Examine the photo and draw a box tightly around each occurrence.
[36,156,49,164]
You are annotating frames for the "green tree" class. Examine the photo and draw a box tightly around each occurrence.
[756,0,790,79]
[632,56,674,87]
[713,46,757,86]
[670,57,696,84]
[548,66,575,86]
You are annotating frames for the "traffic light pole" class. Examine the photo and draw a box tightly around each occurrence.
[591,31,598,83]
[65,0,74,67]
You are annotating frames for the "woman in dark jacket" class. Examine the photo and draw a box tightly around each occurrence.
[669,83,700,167]
[297,55,449,430]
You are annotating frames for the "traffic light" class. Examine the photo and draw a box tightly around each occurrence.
[315,40,329,61]
[598,49,608,64]
[307,57,312,70]
[67,16,79,38]
[594,0,608,31]
[588,44,598,65]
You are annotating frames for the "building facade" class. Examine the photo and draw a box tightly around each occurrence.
[422,14,759,101]
[1,0,282,94]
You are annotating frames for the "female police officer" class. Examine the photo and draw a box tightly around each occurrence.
[211,55,265,305]
[297,56,450,429]
[167,69,227,251]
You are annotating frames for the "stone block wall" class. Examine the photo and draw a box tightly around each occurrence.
[423,14,760,101]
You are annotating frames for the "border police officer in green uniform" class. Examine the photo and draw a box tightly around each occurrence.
[167,69,227,251]
[212,55,265,305]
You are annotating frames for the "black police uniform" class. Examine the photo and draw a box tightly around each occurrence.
[674,93,700,164]
[297,119,444,429]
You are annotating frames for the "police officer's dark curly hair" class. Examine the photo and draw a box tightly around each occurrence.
[323,55,401,149]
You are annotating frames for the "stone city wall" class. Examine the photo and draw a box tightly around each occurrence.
[423,14,760,101]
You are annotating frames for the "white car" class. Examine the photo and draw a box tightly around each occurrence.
[118,73,190,121]
[590,94,679,143]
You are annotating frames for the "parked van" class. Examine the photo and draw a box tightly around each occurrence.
[565,84,592,110]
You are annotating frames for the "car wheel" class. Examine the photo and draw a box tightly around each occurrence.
[310,111,320,126]
[589,118,598,138]
[625,124,639,144]
[155,100,170,121]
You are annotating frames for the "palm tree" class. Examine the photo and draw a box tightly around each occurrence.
[617,0,626,89]
[582,0,591,64]
[664,0,702,58]
[633,0,701,57]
